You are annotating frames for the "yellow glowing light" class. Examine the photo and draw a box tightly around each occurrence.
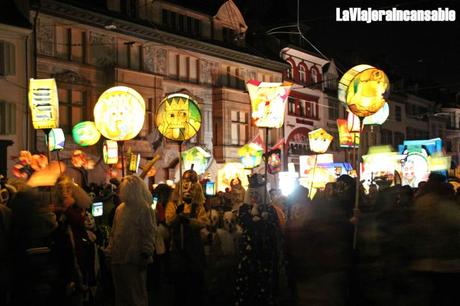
[337,119,360,148]
[94,86,146,141]
[72,121,101,146]
[428,153,451,172]
[28,78,59,129]
[155,93,202,141]
[338,65,390,118]
[217,163,250,192]
[103,140,118,164]
[246,80,292,128]
[308,128,333,154]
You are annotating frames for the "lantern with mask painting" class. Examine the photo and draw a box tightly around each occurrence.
[246,80,292,128]
[103,140,118,164]
[338,65,389,118]
[72,121,101,146]
[155,93,202,142]
[308,128,333,154]
[94,86,146,141]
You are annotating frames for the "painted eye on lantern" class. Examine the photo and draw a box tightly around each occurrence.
[170,114,174,117]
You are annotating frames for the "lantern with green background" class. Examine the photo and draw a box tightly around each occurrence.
[72,121,101,146]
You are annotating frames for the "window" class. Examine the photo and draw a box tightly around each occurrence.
[0,100,16,135]
[162,10,201,37]
[231,111,248,145]
[299,65,306,83]
[168,51,178,78]
[288,97,295,115]
[381,129,393,145]
[223,27,236,44]
[58,89,86,134]
[121,0,138,17]
[395,105,402,121]
[394,132,404,147]
[0,40,15,76]
[286,63,293,80]
[328,99,339,120]
[299,100,305,117]
[56,27,86,63]
[310,67,318,84]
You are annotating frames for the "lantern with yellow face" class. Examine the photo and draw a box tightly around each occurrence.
[155,93,202,142]
[94,86,146,141]
[308,128,333,154]
[338,65,390,118]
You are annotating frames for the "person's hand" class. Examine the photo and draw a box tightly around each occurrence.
[350,208,361,225]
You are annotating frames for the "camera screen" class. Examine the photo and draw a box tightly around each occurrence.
[151,196,158,210]
[92,202,103,217]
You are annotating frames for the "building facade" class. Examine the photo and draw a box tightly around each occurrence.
[0,1,31,176]
[28,0,286,184]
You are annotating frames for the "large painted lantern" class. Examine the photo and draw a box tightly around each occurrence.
[308,128,333,154]
[94,86,146,141]
[239,143,264,169]
[47,128,65,151]
[155,93,202,141]
[246,80,292,128]
[338,65,390,118]
[72,121,101,146]
[28,78,59,129]
[103,140,118,164]
[363,102,389,125]
[181,146,212,175]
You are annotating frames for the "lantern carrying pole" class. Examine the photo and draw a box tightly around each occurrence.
[178,140,184,250]
[119,141,125,177]
[308,154,318,199]
[353,119,364,250]
[264,128,269,205]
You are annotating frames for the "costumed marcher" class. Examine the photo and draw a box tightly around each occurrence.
[106,175,156,306]
[0,176,14,305]
[165,167,209,306]
[55,175,96,305]
[234,174,283,306]
[229,178,246,212]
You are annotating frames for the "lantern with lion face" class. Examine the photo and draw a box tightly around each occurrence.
[94,86,146,141]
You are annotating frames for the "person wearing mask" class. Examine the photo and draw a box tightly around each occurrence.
[106,175,156,306]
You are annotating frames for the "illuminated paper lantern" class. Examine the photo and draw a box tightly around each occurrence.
[363,102,389,125]
[268,149,282,174]
[94,86,146,141]
[246,80,292,128]
[239,143,264,169]
[347,112,361,133]
[28,78,59,129]
[129,153,141,172]
[181,146,212,175]
[47,128,65,151]
[299,154,334,177]
[72,121,101,146]
[428,153,451,172]
[103,140,118,164]
[338,65,389,118]
[156,93,202,141]
[217,163,250,192]
[337,119,360,148]
[308,128,333,154]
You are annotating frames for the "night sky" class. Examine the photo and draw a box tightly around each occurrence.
[232,0,460,98]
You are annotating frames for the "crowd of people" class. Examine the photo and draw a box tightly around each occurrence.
[1,169,460,306]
